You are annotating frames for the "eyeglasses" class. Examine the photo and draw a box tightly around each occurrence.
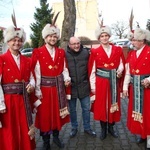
[69,42,80,46]
[131,39,144,42]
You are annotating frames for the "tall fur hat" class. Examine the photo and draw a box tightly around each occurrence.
[127,9,134,40]
[95,18,111,39]
[42,12,60,39]
[127,9,150,41]
[3,10,26,43]
[128,27,150,41]
[3,26,26,43]
[95,25,111,39]
[133,28,146,40]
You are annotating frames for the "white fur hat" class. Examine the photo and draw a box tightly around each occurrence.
[127,30,134,40]
[3,26,26,43]
[134,28,146,40]
[42,24,60,39]
[95,25,111,39]
[127,28,150,41]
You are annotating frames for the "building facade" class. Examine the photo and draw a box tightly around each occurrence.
[52,0,99,40]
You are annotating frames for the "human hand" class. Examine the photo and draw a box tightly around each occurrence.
[0,109,6,113]
[117,70,122,78]
[141,79,150,88]
[28,124,36,140]
[122,90,128,98]
[64,80,71,87]
[26,84,34,93]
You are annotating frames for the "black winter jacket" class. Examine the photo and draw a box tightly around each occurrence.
[66,45,90,99]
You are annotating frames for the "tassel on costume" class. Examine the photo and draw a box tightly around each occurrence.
[132,111,143,123]
[60,107,70,118]
[110,103,119,113]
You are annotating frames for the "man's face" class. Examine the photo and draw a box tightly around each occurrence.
[7,37,23,51]
[98,33,110,44]
[69,37,80,52]
[131,39,144,50]
[45,33,58,46]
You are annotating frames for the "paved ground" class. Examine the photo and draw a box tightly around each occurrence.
[35,98,146,150]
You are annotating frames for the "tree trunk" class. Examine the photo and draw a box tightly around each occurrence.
[60,0,76,50]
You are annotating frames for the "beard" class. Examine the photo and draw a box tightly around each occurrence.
[46,40,56,47]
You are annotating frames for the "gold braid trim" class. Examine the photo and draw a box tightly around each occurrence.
[110,102,119,113]
[60,106,70,119]
[132,111,143,123]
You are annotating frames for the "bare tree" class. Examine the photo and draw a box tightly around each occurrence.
[60,0,76,49]
[0,0,13,17]
[111,21,128,39]
[0,0,12,9]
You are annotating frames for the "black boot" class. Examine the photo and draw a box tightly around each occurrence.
[108,122,118,138]
[145,138,150,150]
[137,137,146,144]
[53,130,64,148]
[100,121,107,140]
[42,134,51,150]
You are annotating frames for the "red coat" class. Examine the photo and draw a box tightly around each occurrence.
[126,45,150,139]
[0,50,35,150]
[89,44,125,123]
[31,45,70,132]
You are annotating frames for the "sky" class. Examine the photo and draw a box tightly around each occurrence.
[0,0,150,41]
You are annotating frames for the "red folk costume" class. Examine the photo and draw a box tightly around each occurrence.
[123,27,150,139]
[31,45,70,132]
[125,45,150,139]
[0,50,35,150]
[31,17,71,149]
[89,44,125,123]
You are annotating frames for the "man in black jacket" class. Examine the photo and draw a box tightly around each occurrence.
[66,36,96,138]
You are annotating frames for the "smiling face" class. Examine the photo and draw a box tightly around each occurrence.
[69,37,81,52]
[45,33,58,47]
[98,33,110,45]
[7,37,23,54]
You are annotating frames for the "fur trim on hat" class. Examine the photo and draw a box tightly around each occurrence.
[42,24,60,39]
[127,31,134,40]
[3,26,26,43]
[95,26,111,39]
[133,28,146,40]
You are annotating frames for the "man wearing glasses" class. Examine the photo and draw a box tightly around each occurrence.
[123,28,150,148]
[66,36,96,138]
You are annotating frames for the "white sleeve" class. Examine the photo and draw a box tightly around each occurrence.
[29,73,35,88]
[0,121,2,128]
[123,63,131,91]
[0,75,6,111]
[117,58,124,73]
[62,58,71,82]
[90,61,96,91]
[34,61,42,96]
[145,76,150,82]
